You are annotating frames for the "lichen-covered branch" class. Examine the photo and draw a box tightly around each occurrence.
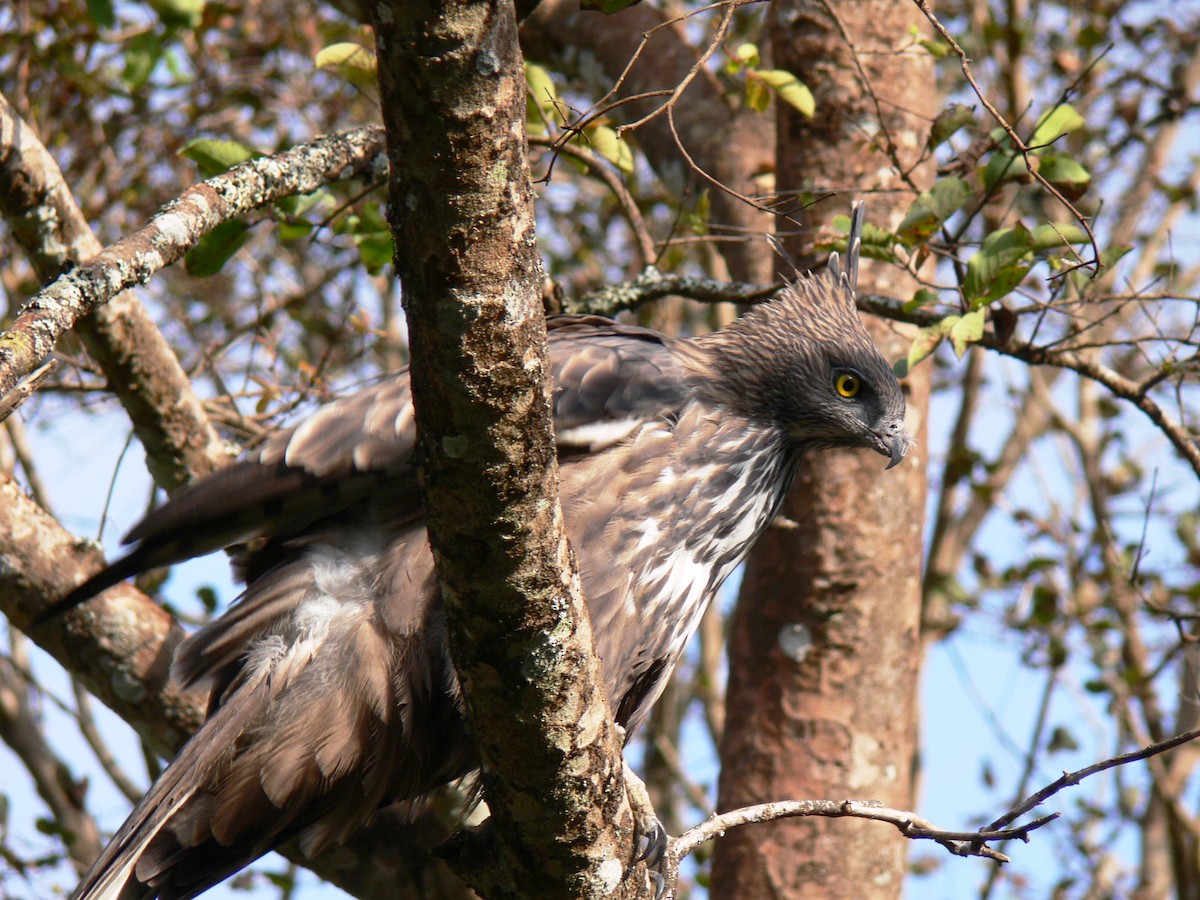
[0,123,387,454]
[0,91,226,488]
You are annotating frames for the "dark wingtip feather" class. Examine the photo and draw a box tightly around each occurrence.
[30,550,151,630]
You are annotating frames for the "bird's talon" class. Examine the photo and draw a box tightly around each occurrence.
[646,868,666,899]
[635,818,668,867]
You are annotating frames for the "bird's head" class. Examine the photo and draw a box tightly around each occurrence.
[688,207,912,469]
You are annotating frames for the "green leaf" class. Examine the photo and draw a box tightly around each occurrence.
[745,77,770,113]
[585,125,634,174]
[733,43,761,69]
[180,138,260,177]
[121,31,163,91]
[185,219,250,276]
[315,42,377,86]
[277,221,314,241]
[360,201,389,232]
[919,38,951,58]
[1037,154,1091,200]
[820,218,896,262]
[356,231,394,275]
[980,147,1026,192]
[525,63,559,132]
[906,318,954,371]
[928,103,975,149]
[196,585,219,613]
[1100,244,1133,269]
[1030,103,1084,147]
[580,0,641,12]
[964,224,1033,305]
[949,308,985,357]
[1030,222,1088,251]
[896,176,971,245]
[87,0,116,28]
[688,190,711,236]
[275,189,328,220]
[753,70,814,118]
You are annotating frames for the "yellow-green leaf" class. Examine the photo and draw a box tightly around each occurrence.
[964,224,1034,306]
[928,103,975,149]
[525,62,559,130]
[586,125,634,174]
[745,77,770,113]
[121,31,163,91]
[919,38,951,58]
[949,308,985,357]
[1030,103,1084,147]
[906,322,950,371]
[179,138,260,177]
[754,69,814,118]
[980,147,1027,192]
[1037,155,1091,200]
[315,42,377,86]
[733,43,760,69]
[896,177,971,246]
[1100,245,1132,269]
[149,0,204,27]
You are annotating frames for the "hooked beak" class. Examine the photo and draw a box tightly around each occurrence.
[871,422,912,470]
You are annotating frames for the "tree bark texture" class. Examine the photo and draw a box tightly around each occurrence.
[713,2,936,897]
[371,2,636,896]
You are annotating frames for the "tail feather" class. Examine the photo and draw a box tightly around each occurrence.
[72,676,269,900]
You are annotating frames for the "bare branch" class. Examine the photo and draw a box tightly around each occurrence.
[0,91,225,488]
[530,134,657,268]
[660,798,1060,897]
[989,727,1200,834]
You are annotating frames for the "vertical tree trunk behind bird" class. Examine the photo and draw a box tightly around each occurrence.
[713,1,937,897]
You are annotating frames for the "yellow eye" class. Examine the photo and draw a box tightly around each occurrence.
[835,372,860,398]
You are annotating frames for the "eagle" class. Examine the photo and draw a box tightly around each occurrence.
[46,204,910,899]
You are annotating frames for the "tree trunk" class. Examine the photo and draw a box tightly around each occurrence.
[372,2,637,896]
[713,2,936,897]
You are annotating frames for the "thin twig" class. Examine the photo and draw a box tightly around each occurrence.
[910,0,1101,265]
[0,358,57,425]
[529,134,657,268]
[988,726,1200,833]
[660,798,1057,897]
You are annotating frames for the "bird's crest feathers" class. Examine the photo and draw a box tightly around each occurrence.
[827,200,864,295]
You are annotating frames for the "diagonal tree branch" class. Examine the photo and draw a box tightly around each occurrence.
[0,123,388,442]
[0,92,226,488]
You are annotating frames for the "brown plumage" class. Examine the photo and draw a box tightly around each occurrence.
[49,203,910,899]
